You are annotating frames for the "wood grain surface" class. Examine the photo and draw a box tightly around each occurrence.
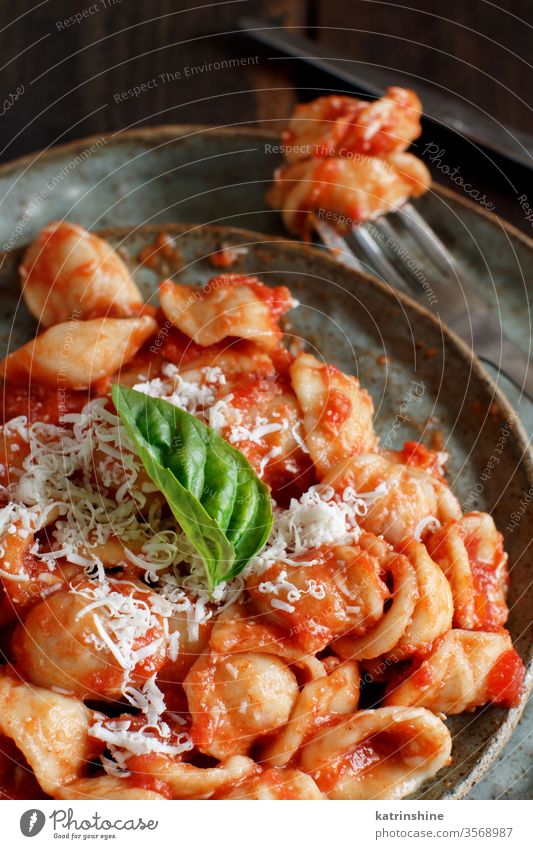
[1,1,531,229]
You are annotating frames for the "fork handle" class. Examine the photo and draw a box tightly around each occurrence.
[478,335,533,402]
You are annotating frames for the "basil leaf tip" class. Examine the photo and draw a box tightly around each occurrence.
[112,384,273,589]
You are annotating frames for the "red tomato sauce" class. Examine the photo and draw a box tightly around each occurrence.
[129,773,173,799]
[464,530,509,631]
[485,648,525,707]
[322,386,352,434]
[156,325,220,368]
[228,376,279,413]
[312,726,420,794]
[209,245,245,269]
[1,382,89,425]
[396,440,446,481]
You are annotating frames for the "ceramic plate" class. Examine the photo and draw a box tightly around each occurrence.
[1,220,531,800]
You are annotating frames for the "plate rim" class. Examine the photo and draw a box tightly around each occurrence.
[99,219,533,465]
[0,123,532,257]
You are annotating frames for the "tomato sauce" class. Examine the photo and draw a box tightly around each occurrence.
[228,376,279,413]
[209,244,246,269]
[313,735,386,793]
[157,326,222,368]
[281,96,352,155]
[464,531,508,631]
[138,232,183,274]
[1,382,89,425]
[322,387,352,434]
[129,773,173,799]
[396,440,446,481]
[312,727,414,794]
[485,648,525,707]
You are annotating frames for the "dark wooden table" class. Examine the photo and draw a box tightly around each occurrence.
[1,0,532,233]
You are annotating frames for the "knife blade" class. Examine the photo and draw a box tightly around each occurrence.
[239,17,533,171]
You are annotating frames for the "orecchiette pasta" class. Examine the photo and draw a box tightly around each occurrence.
[246,542,389,653]
[261,661,360,767]
[384,630,525,713]
[0,670,102,795]
[0,236,525,800]
[298,706,452,800]
[266,88,430,238]
[0,534,81,622]
[211,372,314,502]
[13,581,167,699]
[183,651,299,758]
[280,88,423,163]
[0,316,157,389]
[426,512,509,630]
[267,155,431,238]
[290,352,377,476]
[215,767,324,799]
[20,221,144,326]
[334,537,453,662]
[122,753,258,800]
[55,776,168,801]
[333,535,419,661]
[159,274,294,351]
[323,452,462,544]
[209,600,310,663]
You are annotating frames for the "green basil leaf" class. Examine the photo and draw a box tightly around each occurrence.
[112,384,273,588]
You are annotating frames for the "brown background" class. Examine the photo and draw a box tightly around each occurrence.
[1,0,532,229]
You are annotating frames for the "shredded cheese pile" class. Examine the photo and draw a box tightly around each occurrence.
[90,676,193,776]
[132,363,307,479]
[247,484,382,572]
[0,361,385,776]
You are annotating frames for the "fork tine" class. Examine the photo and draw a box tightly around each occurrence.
[373,215,440,298]
[312,205,533,400]
[399,203,459,274]
[312,217,368,274]
[350,225,412,294]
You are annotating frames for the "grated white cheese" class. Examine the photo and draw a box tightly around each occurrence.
[248,484,365,573]
[73,580,166,685]
[0,348,396,782]
[413,515,441,541]
[90,675,193,775]
[133,364,227,420]
[133,364,291,479]
[258,570,327,611]
[270,598,296,614]
[3,401,159,569]
[259,445,282,477]
[230,420,283,445]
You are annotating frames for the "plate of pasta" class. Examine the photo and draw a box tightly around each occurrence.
[0,220,530,801]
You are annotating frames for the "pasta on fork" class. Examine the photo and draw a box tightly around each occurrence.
[0,221,524,801]
[266,87,431,238]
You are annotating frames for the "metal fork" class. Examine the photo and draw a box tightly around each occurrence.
[314,204,533,401]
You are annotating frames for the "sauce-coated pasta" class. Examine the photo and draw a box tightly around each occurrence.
[0,220,525,800]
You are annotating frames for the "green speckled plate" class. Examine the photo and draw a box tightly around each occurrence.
[0,126,531,800]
